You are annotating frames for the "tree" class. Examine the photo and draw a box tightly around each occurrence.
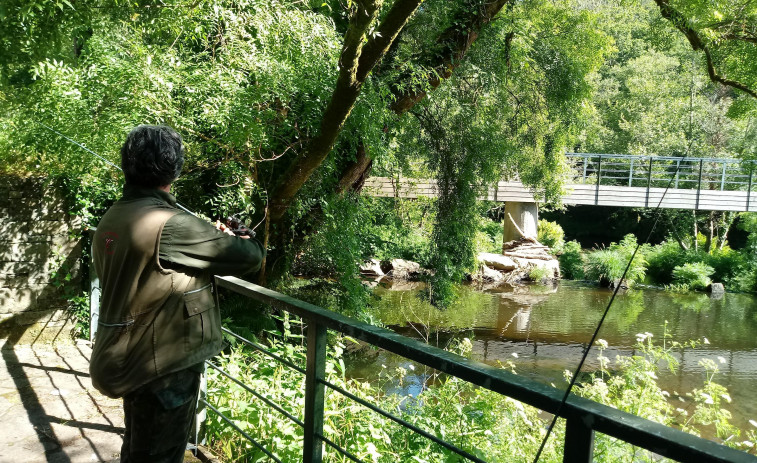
[653,0,757,99]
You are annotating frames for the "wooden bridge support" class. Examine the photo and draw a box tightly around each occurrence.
[502,201,538,246]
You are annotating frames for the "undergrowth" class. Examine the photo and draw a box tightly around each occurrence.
[203,322,756,462]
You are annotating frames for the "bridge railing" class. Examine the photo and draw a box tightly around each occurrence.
[195,275,756,463]
[566,153,756,192]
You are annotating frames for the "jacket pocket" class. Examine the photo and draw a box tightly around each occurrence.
[183,285,219,352]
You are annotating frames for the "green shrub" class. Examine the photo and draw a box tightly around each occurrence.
[646,240,695,285]
[558,240,585,280]
[477,216,504,254]
[704,247,750,291]
[528,265,552,283]
[537,219,565,249]
[203,328,755,461]
[672,262,715,291]
[585,234,646,286]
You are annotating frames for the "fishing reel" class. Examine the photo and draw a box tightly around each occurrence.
[219,215,255,238]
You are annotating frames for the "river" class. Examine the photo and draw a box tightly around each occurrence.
[347,280,757,434]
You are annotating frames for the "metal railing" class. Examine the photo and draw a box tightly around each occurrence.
[198,275,756,463]
[567,153,756,192]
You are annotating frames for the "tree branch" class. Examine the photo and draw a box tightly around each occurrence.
[268,0,424,222]
[356,0,424,82]
[654,0,757,99]
[390,0,514,114]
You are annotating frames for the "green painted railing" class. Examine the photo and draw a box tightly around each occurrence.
[197,275,757,463]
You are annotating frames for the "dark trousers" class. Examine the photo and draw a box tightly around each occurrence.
[121,368,202,463]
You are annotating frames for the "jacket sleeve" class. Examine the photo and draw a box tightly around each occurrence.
[158,212,265,276]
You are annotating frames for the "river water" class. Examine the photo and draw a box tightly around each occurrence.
[348,281,757,433]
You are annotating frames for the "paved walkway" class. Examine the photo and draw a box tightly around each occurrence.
[0,340,213,463]
[0,340,124,462]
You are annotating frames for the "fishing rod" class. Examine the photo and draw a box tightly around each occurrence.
[35,120,198,216]
[35,119,259,237]
[531,152,693,462]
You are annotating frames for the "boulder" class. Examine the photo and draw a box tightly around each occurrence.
[479,252,517,271]
[360,258,384,277]
[707,282,725,297]
[479,264,505,283]
[380,259,426,280]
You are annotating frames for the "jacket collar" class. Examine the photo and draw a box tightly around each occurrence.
[122,184,178,207]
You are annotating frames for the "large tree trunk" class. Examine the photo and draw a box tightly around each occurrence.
[335,0,515,192]
[336,142,373,194]
[269,0,423,222]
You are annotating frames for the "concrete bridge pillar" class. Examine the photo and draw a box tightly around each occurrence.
[502,201,538,244]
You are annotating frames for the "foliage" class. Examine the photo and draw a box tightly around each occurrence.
[527,265,552,283]
[672,263,714,291]
[203,323,756,462]
[537,219,565,250]
[558,240,585,280]
[646,240,696,285]
[408,0,611,305]
[585,234,647,286]
[645,239,753,292]
[476,212,504,255]
[576,330,756,458]
[204,329,564,462]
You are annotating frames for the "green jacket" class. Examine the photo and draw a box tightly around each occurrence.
[90,185,264,398]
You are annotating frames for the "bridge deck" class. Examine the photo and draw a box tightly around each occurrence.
[364,177,755,212]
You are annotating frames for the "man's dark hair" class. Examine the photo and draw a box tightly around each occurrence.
[121,125,185,187]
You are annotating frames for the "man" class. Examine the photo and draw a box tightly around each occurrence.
[90,125,264,462]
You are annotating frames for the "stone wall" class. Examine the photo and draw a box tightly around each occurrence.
[0,176,82,344]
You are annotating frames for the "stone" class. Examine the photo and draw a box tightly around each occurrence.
[478,252,517,271]
[0,242,51,262]
[380,259,424,280]
[479,264,505,282]
[707,282,725,297]
[360,258,384,277]
[0,288,37,314]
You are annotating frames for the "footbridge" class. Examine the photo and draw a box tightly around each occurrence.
[364,153,757,212]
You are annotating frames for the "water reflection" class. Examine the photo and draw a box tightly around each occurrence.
[355,281,757,432]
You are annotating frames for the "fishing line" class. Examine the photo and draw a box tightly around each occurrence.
[34,119,197,216]
[531,152,692,463]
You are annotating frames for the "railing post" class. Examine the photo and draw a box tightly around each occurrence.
[628,158,634,187]
[595,156,602,205]
[696,159,704,210]
[675,159,681,189]
[563,416,595,463]
[583,156,588,183]
[645,157,653,208]
[721,162,727,191]
[88,229,100,342]
[747,163,754,212]
[303,321,327,463]
[190,365,207,454]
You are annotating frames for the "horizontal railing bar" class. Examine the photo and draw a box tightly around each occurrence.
[201,398,284,463]
[215,276,757,463]
[319,377,485,463]
[567,153,754,164]
[316,432,366,463]
[221,327,307,375]
[205,360,305,429]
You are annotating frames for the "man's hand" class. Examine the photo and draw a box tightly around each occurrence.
[215,220,251,239]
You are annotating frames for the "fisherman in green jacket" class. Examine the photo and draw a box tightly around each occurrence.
[90,125,264,463]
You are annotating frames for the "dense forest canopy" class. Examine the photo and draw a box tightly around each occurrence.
[1,0,756,305]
